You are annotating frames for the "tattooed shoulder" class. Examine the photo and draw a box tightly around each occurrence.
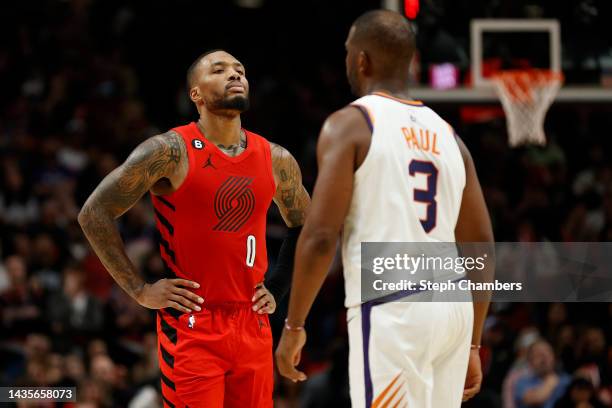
[127,131,186,179]
[87,131,186,217]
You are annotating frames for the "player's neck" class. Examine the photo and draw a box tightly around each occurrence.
[197,113,242,147]
[365,80,412,100]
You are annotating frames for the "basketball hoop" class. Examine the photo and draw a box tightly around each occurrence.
[492,69,563,147]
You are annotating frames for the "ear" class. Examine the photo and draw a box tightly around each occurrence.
[189,87,201,103]
[358,51,371,76]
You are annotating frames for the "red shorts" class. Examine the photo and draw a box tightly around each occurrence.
[157,303,273,408]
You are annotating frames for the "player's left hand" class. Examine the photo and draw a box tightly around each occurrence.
[275,327,307,382]
[463,348,483,401]
[252,283,276,314]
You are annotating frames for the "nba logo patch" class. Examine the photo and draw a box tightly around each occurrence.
[188,314,195,329]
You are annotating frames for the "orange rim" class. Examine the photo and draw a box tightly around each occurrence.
[492,69,564,103]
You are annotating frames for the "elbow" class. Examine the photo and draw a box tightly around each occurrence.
[77,207,88,228]
[77,204,97,230]
[300,228,338,256]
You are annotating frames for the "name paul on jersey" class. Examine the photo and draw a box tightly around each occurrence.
[402,126,440,155]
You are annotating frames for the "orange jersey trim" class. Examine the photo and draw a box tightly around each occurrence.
[373,91,424,106]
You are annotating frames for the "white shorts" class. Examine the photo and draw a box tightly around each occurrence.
[347,299,473,408]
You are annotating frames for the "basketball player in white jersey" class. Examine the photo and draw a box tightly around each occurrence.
[276,10,494,408]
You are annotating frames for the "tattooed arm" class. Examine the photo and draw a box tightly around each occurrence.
[78,132,202,313]
[254,143,311,312]
[270,143,311,227]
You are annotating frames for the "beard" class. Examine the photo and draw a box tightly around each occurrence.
[211,94,250,113]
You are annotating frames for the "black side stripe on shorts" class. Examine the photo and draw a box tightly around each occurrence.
[160,343,175,368]
[161,371,175,391]
[162,393,175,408]
[164,306,184,320]
[159,311,177,344]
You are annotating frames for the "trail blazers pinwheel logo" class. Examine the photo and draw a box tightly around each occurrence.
[213,176,255,232]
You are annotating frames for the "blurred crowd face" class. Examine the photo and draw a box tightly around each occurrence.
[87,339,108,359]
[189,51,250,115]
[33,234,59,268]
[3,160,24,193]
[26,359,47,386]
[40,199,61,225]
[570,379,595,404]
[581,328,606,358]
[547,303,567,326]
[5,255,27,288]
[91,354,116,386]
[65,353,86,381]
[63,267,84,298]
[46,353,64,384]
[12,233,32,259]
[80,378,104,405]
[515,327,540,358]
[25,334,51,360]
[528,341,556,376]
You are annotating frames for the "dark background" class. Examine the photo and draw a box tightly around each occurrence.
[1,0,611,407]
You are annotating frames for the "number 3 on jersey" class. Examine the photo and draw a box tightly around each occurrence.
[409,160,438,233]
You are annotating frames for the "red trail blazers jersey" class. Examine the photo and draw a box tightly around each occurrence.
[150,122,276,305]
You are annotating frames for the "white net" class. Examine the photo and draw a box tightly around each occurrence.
[492,69,563,147]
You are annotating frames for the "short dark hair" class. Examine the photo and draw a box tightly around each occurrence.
[186,49,227,90]
[351,10,416,77]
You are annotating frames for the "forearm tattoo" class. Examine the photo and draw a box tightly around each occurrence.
[78,131,185,298]
[271,143,310,227]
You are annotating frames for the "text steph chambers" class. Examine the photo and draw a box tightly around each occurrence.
[372,279,522,292]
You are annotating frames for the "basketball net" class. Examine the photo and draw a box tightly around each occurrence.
[492,69,564,147]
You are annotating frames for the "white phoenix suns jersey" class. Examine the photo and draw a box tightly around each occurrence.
[342,92,466,307]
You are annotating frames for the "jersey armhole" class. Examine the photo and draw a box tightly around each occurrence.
[262,137,277,194]
[163,128,197,199]
[349,104,375,175]
[350,103,374,133]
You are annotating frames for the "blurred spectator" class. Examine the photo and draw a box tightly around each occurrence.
[64,352,87,385]
[0,159,39,227]
[514,340,571,408]
[12,334,52,387]
[131,332,160,385]
[0,255,43,341]
[79,377,107,407]
[503,328,541,408]
[554,377,606,408]
[90,353,133,407]
[30,233,64,292]
[299,338,350,408]
[47,264,104,350]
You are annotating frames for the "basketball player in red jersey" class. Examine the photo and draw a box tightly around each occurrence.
[78,50,310,408]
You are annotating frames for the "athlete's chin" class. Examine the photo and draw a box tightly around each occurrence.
[215,95,250,113]
[212,95,250,114]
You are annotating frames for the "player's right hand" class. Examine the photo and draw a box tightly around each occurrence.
[463,348,483,401]
[136,278,203,313]
[275,327,308,383]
